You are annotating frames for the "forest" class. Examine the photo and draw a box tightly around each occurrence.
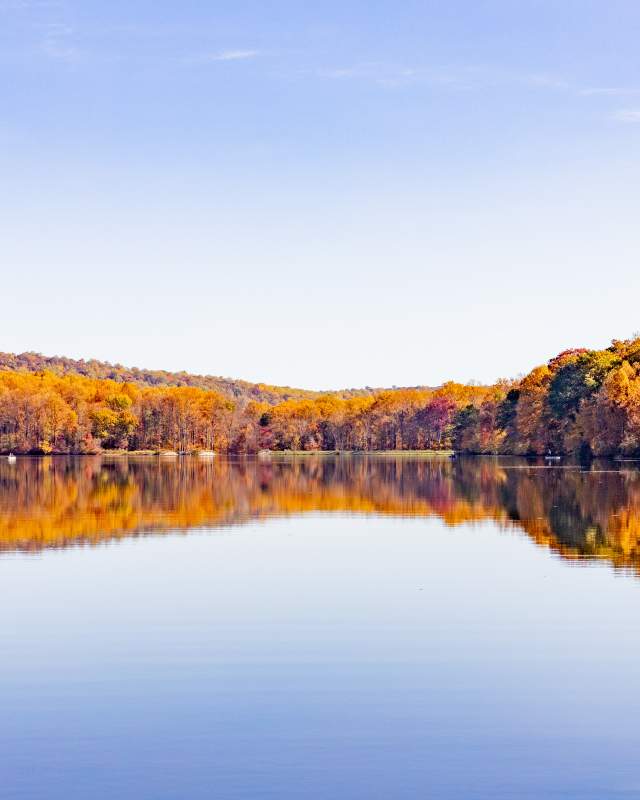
[0,351,395,404]
[1,335,639,456]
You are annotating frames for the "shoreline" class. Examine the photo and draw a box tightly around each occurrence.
[2,450,639,463]
[0,449,455,458]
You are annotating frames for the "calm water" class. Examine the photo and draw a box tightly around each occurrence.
[2,455,640,799]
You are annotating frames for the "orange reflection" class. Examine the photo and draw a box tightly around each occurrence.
[1,456,640,573]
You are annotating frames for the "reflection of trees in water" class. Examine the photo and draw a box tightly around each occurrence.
[1,456,640,572]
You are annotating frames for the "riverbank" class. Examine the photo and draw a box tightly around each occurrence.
[262,449,454,457]
[2,449,456,458]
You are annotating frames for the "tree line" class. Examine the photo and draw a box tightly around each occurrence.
[0,351,398,404]
[1,335,639,456]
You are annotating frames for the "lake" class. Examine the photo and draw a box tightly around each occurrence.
[2,454,640,799]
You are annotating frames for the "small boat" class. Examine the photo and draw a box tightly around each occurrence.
[7,452,16,463]
[544,454,561,461]
[197,450,216,458]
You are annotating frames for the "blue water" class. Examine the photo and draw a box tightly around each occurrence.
[2,511,640,799]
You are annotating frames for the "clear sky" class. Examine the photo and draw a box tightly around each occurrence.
[1,0,639,389]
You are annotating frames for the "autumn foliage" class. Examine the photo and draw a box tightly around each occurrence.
[1,336,640,456]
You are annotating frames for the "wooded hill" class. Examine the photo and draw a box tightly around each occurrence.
[1,336,640,456]
[0,351,426,405]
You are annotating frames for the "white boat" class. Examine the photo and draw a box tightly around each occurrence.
[197,450,216,458]
[7,453,16,463]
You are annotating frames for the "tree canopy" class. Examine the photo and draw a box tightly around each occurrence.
[1,336,640,456]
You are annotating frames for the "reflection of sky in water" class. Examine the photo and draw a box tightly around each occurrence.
[2,516,640,799]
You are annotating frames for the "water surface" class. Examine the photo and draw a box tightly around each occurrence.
[2,455,640,799]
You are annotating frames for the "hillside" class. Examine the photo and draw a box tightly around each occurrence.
[0,351,410,405]
[2,336,639,457]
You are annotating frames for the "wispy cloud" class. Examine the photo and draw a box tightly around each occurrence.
[317,62,472,88]
[0,0,61,9]
[317,63,572,92]
[581,87,640,96]
[196,49,260,63]
[318,63,401,80]
[41,22,79,61]
[315,62,640,128]
[523,73,570,90]
[612,109,640,122]
[318,67,360,79]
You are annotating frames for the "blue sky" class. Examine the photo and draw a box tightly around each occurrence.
[2,0,639,389]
